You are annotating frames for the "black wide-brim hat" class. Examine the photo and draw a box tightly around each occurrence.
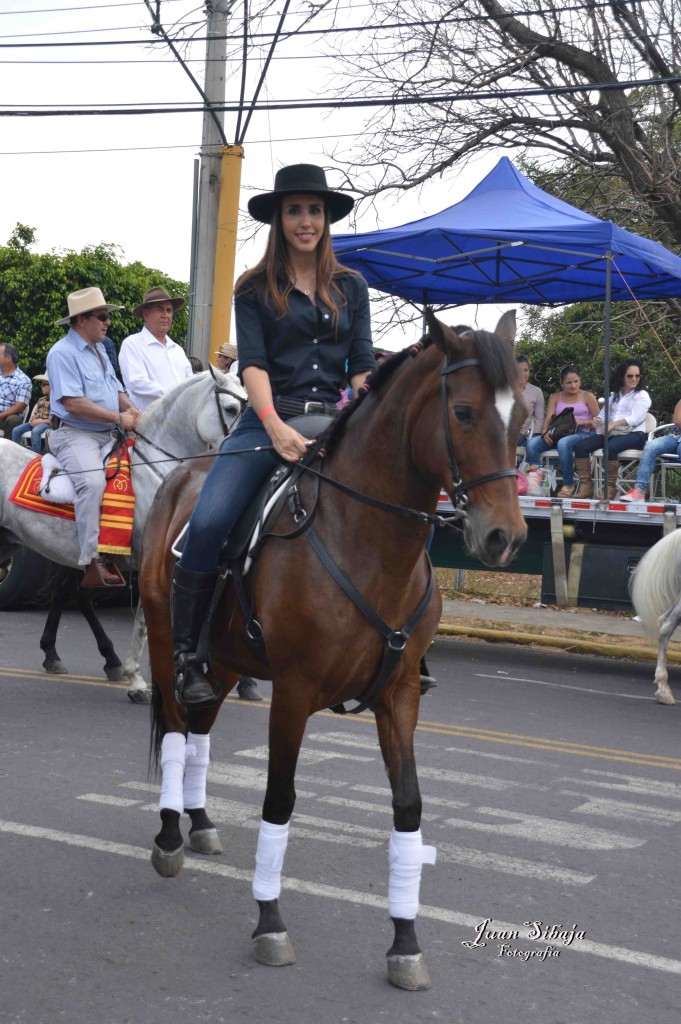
[247,164,355,225]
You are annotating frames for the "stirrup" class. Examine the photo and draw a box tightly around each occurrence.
[174,652,222,709]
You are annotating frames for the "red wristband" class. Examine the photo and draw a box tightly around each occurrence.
[259,405,275,422]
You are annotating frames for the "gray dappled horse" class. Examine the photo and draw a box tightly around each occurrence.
[0,370,246,699]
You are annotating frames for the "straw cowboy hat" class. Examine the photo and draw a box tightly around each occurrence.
[214,342,238,360]
[247,164,355,225]
[133,286,185,319]
[54,287,124,327]
[33,374,49,383]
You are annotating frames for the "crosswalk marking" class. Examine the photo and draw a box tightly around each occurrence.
[445,807,645,850]
[235,744,374,764]
[561,770,681,799]
[77,794,142,808]
[1,817,678,974]
[569,796,681,825]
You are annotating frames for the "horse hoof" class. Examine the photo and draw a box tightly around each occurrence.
[655,691,676,706]
[189,828,223,855]
[105,665,125,682]
[252,932,296,967]
[387,953,431,991]
[42,659,68,675]
[151,841,184,877]
[127,687,151,704]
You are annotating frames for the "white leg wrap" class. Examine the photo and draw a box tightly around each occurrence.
[388,828,437,920]
[183,732,210,810]
[159,732,186,815]
[252,820,289,902]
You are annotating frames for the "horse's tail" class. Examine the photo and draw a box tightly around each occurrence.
[148,678,165,776]
[630,530,681,639]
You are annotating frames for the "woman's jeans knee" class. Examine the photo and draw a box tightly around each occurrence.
[180,408,279,574]
[524,435,548,465]
[636,435,681,490]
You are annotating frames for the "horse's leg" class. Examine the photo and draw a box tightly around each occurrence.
[184,705,229,856]
[123,603,151,704]
[374,692,435,991]
[654,600,681,705]
[251,697,307,968]
[40,575,69,675]
[76,588,124,682]
[152,729,187,877]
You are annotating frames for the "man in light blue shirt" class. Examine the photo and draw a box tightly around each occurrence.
[47,287,141,588]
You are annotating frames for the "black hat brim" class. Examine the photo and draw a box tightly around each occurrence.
[248,189,354,225]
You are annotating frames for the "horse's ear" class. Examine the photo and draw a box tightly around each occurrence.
[494,309,517,347]
[425,307,454,355]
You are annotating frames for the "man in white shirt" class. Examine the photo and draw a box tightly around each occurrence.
[119,287,192,410]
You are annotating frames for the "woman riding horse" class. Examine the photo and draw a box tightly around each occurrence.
[172,163,376,707]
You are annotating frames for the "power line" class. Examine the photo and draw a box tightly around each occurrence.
[0,131,361,156]
[0,0,664,47]
[0,72,679,116]
[0,0,188,13]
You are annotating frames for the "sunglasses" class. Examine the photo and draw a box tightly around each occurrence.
[625,373,641,379]
[87,312,111,323]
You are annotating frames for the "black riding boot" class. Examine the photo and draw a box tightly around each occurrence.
[172,563,219,708]
[419,655,437,696]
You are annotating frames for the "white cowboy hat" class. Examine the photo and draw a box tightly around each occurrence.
[33,374,49,383]
[55,287,124,327]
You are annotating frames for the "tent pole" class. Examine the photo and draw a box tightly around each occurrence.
[602,253,612,501]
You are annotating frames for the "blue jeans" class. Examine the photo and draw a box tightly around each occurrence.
[635,434,681,491]
[571,431,646,460]
[180,407,281,573]
[524,431,597,486]
[11,420,51,453]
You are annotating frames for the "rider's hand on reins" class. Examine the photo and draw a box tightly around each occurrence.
[265,415,311,462]
[119,408,138,432]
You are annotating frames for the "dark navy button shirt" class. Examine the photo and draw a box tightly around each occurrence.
[235,272,375,403]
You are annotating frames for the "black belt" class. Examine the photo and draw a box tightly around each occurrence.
[274,397,340,417]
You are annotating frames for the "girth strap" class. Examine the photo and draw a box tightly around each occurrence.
[305,526,435,715]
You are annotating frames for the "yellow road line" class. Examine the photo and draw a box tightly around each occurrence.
[3,664,679,770]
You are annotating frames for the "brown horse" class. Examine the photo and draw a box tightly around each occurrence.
[140,310,527,990]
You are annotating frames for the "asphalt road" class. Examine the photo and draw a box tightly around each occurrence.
[1,606,680,1024]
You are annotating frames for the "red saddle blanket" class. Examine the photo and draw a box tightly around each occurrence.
[8,441,135,556]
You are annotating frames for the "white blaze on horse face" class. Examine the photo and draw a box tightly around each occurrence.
[495,387,515,433]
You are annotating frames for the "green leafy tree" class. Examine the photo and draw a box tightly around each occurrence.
[0,226,189,394]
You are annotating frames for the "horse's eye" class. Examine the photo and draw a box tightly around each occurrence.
[453,405,474,425]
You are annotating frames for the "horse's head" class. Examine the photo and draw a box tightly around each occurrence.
[137,370,247,455]
[411,309,527,567]
[193,368,247,448]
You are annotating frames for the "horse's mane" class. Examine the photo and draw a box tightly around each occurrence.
[320,327,516,456]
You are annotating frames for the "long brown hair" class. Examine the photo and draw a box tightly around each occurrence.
[236,200,357,320]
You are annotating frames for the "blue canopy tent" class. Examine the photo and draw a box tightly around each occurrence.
[332,157,681,307]
[333,157,681,488]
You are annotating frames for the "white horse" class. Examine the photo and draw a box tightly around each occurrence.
[630,529,681,705]
[0,369,246,699]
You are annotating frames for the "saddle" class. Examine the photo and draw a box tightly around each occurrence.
[8,443,136,555]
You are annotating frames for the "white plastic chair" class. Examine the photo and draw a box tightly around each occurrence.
[590,411,656,497]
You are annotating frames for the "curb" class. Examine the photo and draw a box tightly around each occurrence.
[436,621,681,664]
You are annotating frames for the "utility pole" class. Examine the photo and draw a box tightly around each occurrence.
[188,0,231,369]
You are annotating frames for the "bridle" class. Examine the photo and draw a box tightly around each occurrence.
[208,362,247,436]
[440,356,518,519]
[131,372,247,475]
